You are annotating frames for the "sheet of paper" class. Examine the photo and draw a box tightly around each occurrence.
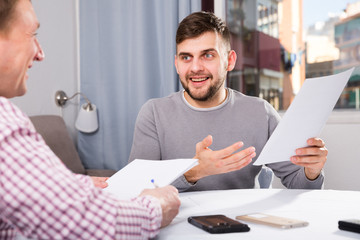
[254,68,354,165]
[103,158,198,199]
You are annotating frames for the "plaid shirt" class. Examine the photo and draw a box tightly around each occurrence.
[0,97,162,240]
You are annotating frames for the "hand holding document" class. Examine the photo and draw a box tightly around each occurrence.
[104,159,198,199]
[254,68,354,165]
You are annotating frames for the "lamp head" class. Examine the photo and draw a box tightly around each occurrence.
[75,103,98,133]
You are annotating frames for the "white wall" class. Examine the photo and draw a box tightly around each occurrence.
[320,111,360,191]
[272,110,360,191]
[10,0,79,141]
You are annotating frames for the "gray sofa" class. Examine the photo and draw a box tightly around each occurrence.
[29,115,116,177]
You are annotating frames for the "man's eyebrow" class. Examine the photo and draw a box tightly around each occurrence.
[178,52,192,56]
[178,48,217,56]
[201,48,217,54]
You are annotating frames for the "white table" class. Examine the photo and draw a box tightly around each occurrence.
[156,189,360,239]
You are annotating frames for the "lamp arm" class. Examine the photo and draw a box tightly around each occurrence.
[67,92,91,105]
[55,90,94,111]
[68,92,94,111]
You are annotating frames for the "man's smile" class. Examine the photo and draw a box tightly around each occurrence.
[190,77,210,82]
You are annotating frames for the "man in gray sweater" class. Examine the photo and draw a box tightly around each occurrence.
[129,11,328,192]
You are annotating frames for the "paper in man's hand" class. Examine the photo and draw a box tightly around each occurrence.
[254,68,354,165]
[104,158,198,199]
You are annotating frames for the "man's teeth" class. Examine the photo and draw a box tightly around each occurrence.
[191,77,208,82]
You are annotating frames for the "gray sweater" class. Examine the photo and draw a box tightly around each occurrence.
[129,89,324,191]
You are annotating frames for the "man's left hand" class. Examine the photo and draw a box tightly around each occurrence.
[91,176,109,188]
[290,137,328,180]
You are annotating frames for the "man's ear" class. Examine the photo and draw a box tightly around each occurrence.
[226,50,237,71]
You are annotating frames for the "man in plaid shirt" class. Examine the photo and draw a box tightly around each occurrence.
[0,0,180,239]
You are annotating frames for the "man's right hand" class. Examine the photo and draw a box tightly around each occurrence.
[140,185,180,227]
[184,135,256,183]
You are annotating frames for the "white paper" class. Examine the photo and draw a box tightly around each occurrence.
[103,158,198,199]
[254,68,354,165]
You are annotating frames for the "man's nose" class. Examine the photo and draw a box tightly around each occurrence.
[190,58,204,72]
[34,39,45,61]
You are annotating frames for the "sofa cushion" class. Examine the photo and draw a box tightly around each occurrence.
[29,115,86,174]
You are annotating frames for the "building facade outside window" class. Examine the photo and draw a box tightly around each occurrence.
[224,0,360,110]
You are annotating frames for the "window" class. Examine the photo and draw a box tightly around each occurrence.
[226,0,360,110]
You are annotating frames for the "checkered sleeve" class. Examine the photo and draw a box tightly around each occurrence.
[0,98,162,240]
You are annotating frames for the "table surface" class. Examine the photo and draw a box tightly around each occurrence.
[156,189,360,240]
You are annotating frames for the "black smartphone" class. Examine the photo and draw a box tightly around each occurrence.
[188,214,250,234]
[338,219,360,234]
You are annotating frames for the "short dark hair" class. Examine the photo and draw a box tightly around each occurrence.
[176,11,231,51]
[0,0,20,33]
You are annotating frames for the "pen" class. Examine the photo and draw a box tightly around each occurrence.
[151,179,159,188]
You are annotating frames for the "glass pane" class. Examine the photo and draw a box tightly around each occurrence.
[226,0,360,110]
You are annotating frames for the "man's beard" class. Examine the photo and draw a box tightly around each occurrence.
[181,76,224,102]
